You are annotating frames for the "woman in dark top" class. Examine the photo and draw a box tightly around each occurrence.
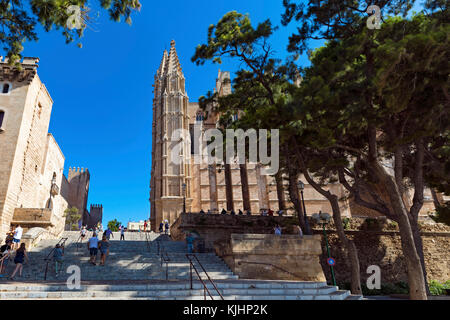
[10,243,29,280]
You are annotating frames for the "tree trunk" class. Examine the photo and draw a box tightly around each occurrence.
[275,171,287,211]
[409,218,430,295]
[329,195,362,294]
[239,163,251,211]
[431,188,443,209]
[224,164,234,211]
[370,160,427,300]
[287,163,308,234]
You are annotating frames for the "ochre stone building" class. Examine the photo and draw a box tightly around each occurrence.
[0,57,97,241]
[149,41,439,231]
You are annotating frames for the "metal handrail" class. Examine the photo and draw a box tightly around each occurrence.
[143,229,150,250]
[44,237,68,280]
[75,234,83,251]
[237,260,301,279]
[186,254,224,300]
[160,247,170,280]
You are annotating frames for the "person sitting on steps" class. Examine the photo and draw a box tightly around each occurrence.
[221,208,227,215]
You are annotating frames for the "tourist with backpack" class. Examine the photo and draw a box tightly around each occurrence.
[53,244,64,277]
[10,243,29,280]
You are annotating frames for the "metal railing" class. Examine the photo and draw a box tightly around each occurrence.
[236,260,301,279]
[75,234,83,252]
[186,254,224,300]
[44,237,68,280]
[160,246,170,280]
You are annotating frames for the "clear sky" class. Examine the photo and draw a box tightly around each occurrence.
[16,0,305,226]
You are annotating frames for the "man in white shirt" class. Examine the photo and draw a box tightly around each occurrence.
[13,225,23,250]
[87,233,99,265]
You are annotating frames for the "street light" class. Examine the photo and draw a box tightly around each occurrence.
[312,211,337,287]
[182,183,187,214]
[298,180,311,234]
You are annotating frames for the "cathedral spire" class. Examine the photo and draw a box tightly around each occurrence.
[165,40,183,76]
[157,50,168,78]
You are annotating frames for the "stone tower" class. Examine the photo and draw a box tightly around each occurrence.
[150,40,192,229]
[67,167,90,227]
[87,204,103,230]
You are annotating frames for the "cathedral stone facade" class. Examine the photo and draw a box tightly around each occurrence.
[149,41,352,231]
[149,41,439,231]
[0,57,97,241]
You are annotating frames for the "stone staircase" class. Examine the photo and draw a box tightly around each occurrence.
[0,280,362,300]
[0,231,363,300]
[1,231,236,281]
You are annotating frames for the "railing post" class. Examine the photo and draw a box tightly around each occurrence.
[190,261,193,290]
[44,260,49,280]
[166,261,168,281]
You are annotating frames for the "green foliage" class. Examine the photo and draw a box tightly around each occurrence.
[0,0,141,64]
[107,219,121,232]
[64,207,81,229]
[342,218,351,230]
[429,280,450,296]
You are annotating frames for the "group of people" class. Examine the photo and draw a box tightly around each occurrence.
[158,220,170,234]
[83,226,117,266]
[198,208,286,216]
[0,225,29,280]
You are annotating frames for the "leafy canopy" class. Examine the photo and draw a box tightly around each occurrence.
[0,0,141,64]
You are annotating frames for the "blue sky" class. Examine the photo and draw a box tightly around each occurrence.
[17,1,304,226]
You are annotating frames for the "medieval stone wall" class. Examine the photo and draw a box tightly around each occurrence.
[0,58,92,241]
[172,213,450,284]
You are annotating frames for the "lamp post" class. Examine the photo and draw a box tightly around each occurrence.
[182,183,187,214]
[313,211,337,287]
[298,180,311,234]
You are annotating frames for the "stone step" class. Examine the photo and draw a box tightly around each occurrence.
[0,291,351,300]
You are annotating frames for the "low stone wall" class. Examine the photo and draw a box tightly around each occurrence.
[319,229,450,285]
[171,213,450,284]
[170,213,299,251]
[217,234,326,282]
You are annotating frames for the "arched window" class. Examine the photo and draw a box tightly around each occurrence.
[1,83,11,94]
[196,111,204,122]
[46,198,53,210]
[0,111,4,129]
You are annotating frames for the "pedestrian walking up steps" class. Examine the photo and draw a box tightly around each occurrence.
[0,231,363,300]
